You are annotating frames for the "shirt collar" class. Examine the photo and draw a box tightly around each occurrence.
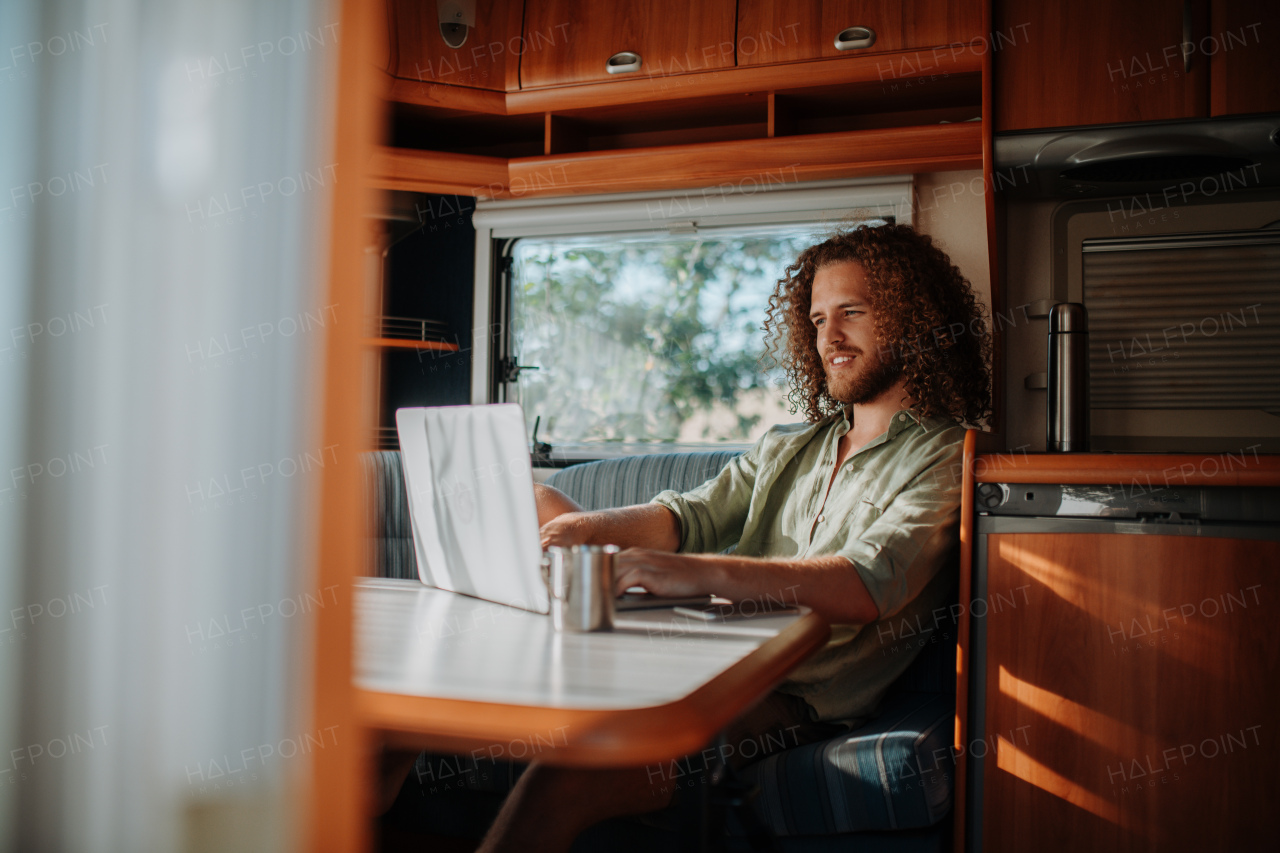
[834,404,926,435]
[887,407,923,438]
[836,406,948,443]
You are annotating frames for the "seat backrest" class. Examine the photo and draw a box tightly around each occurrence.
[361,450,417,579]
[543,450,744,510]
[884,598,958,696]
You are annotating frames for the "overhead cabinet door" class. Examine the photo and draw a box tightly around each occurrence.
[390,0,524,90]
[995,0,1209,131]
[735,0,983,66]
[1209,0,1280,116]
[519,0,738,88]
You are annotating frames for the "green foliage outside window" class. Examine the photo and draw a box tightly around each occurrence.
[511,228,818,446]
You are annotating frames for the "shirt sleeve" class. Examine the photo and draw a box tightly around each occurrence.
[649,437,765,554]
[836,434,964,620]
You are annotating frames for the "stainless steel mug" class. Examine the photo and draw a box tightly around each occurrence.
[542,544,617,632]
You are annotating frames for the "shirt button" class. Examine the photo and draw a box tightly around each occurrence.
[898,413,907,421]
[817,514,825,522]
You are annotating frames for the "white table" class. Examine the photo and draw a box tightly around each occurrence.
[354,578,829,767]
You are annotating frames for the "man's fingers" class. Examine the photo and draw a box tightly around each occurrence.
[613,565,643,596]
[612,552,652,595]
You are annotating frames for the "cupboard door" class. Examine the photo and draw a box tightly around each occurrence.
[390,0,524,91]
[520,0,737,88]
[994,0,1209,131]
[980,532,1279,852]
[1209,0,1280,116]
[735,0,983,66]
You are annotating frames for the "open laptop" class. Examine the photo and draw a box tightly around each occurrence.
[396,404,712,613]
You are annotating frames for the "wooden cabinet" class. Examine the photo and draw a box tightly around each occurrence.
[519,0,738,88]
[1209,0,1280,116]
[388,0,524,91]
[976,530,1279,851]
[736,0,982,66]
[994,0,1209,131]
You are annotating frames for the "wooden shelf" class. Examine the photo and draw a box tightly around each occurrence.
[374,121,980,199]
[973,451,1280,487]
[387,44,983,115]
[369,147,508,196]
[506,121,981,197]
[363,337,460,351]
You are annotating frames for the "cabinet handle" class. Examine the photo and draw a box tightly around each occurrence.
[606,51,642,74]
[1181,0,1192,73]
[834,27,876,51]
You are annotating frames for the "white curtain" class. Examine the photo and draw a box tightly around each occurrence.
[0,0,337,849]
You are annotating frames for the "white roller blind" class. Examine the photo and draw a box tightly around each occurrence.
[473,177,914,237]
[1083,231,1280,414]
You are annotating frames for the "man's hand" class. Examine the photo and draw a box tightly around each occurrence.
[613,550,718,598]
[539,511,593,549]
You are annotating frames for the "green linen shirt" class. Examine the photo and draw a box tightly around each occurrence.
[650,407,966,724]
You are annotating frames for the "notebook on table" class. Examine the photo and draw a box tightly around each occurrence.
[395,403,712,613]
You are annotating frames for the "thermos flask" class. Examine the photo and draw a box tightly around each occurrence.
[1047,303,1089,452]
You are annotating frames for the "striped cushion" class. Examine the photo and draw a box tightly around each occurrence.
[544,451,743,511]
[741,692,955,836]
[361,451,417,580]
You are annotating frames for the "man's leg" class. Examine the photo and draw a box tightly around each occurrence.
[476,763,672,853]
[476,692,836,852]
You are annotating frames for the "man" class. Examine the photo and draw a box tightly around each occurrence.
[406,223,992,851]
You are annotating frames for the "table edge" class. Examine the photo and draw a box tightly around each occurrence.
[358,610,831,767]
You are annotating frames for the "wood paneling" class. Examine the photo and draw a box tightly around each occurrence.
[994,0,1209,131]
[736,0,983,65]
[308,0,384,849]
[502,121,982,198]
[973,451,1280,487]
[359,611,830,767]
[1209,0,1280,116]
[981,533,1279,851]
[389,0,524,91]
[520,0,738,88]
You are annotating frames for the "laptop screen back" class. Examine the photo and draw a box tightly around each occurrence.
[396,404,549,613]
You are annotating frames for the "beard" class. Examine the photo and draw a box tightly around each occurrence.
[824,345,903,405]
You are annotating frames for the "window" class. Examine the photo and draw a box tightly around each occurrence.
[471,177,914,458]
[509,227,819,454]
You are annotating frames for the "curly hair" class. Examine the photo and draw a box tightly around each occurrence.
[764,223,992,425]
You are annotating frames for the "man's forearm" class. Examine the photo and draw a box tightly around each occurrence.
[540,504,682,552]
[711,554,879,625]
[612,549,879,625]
